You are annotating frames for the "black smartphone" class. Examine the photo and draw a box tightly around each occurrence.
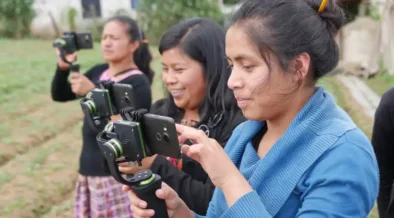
[141,114,181,158]
[74,32,93,50]
[110,83,135,115]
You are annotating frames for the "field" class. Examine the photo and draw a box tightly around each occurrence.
[0,39,391,217]
[0,39,164,218]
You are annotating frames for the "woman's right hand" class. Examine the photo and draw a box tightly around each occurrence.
[123,182,194,218]
[56,49,77,70]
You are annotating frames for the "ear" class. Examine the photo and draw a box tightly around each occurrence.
[129,41,140,53]
[292,52,311,82]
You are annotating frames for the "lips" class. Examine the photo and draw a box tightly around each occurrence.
[170,89,185,97]
[235,96,251,108]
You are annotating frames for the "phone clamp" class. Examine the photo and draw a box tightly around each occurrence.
[80,81,117,131]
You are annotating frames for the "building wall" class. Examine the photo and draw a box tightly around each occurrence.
[31,0,135,38]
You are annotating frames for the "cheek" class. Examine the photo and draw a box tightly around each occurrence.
[246,67,270,96]
[114,42,130,55]
[184,73,205,94]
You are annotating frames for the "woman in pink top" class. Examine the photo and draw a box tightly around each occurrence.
[51,15,153,218]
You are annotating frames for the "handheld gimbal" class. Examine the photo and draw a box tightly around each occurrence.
[97,108,171,218]
[80,81,135,132]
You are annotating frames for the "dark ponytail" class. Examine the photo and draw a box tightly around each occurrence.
[106,15,154,84]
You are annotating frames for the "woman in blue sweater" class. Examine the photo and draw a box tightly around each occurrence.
[126,0,379,217]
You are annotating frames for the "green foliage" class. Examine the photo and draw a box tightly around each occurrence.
[87,5,105,42]
[137,0,224,44]
[0,0,35,38]
[67,7,78,32]
[365,3,381,21]
[223,0,239,5]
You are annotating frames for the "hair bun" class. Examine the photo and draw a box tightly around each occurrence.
[310,0,346,35]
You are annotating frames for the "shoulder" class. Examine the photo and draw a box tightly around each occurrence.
[151,98,172,116]
[380,87,394,106]
[375,87,394,117]
[119,72,150,87]
[300,128,378,205]
[312,128,377,176]
[86,63,109,75]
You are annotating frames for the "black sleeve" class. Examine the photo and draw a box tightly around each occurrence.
[150,156,214,215]
[372,88,394,218]
[50,64,103,102]
[51,65,75,102]
[150,98,171,115]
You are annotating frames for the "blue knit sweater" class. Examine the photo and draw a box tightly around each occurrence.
[195,87,379,218]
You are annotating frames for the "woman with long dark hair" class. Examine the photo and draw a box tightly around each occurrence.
[51,15,153,217]
[119,18,244,215]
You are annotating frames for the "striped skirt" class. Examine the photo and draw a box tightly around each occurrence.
[74,174,133,218]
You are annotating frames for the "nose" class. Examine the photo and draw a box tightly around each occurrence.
[101,38,112,47]
[227,67,244,91]
[163,71,177,85]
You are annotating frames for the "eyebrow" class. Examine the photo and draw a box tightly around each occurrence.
[226,54,255,62]
[161,62,186,67]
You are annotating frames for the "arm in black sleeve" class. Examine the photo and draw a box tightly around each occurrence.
[51,64,103,102]
[150,156,214,215]
[51,65,75,102]
[372,88,394,218]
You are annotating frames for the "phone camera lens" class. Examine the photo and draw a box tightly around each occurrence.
[163,133,170,143]
[124,96,130,103]
[156,133,162,141]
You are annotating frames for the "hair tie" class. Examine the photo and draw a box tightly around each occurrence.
[318,0,328,13]
[141,39,149,44]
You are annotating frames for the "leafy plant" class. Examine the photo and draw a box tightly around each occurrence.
[0,0,35,38]
[137,0,224,44]
[67,7,78,32]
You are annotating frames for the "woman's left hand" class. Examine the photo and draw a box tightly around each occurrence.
[176,124,241,190]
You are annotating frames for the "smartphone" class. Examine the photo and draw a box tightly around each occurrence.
[141,114,181,158]
[74,32,93,50]
[110,83,135,115]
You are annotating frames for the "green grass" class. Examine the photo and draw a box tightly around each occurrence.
[1,197,28,214]
[364,73,394,96]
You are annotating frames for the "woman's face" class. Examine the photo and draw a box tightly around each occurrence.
[101,21,138,62]
[226,25,300,121]
[161,47,206,110]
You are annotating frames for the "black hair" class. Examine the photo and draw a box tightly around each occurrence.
[158,18,239,124]
[230,0,346,81]
[106,15,154,84]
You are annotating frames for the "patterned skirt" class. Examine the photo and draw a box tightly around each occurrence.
[74,174,133,218]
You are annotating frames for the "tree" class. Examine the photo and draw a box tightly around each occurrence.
[137,0,224,44]
[0,0,35,38]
